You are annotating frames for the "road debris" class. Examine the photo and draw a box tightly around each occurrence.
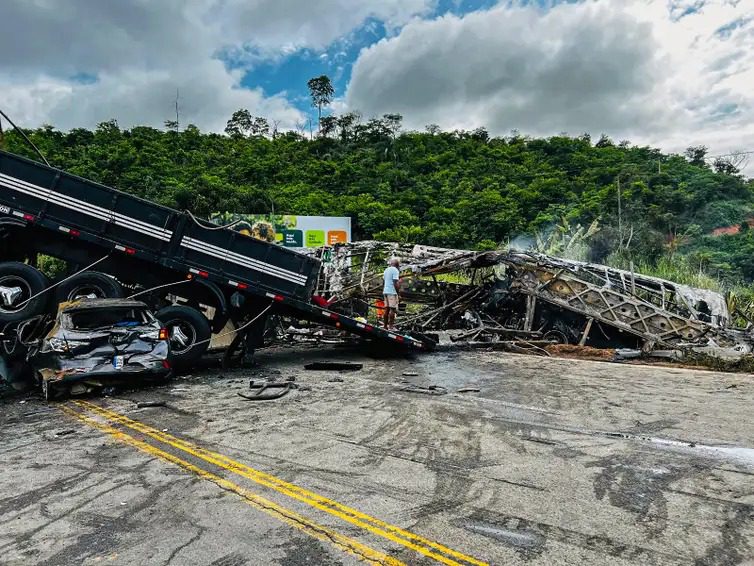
[398,384,448,395]
[304,361,363,371]
[53,429,76,437]
[136,400,167,408]
[238,380,296,401]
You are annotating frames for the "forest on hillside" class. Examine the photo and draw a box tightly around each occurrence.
[2,108,754,289]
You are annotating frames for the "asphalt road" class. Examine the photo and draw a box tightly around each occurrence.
[1,346,753,565]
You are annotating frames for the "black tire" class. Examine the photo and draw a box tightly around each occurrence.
[55,271,123,303]
[0,262,49,323]
[155,305,211,369]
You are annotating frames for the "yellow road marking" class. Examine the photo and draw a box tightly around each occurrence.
[59,404,403,566]
[75,400,488,566]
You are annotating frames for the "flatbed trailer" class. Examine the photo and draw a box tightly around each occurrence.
[0,149,431,366]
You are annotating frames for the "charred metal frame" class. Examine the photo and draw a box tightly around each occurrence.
[310,242,753,354]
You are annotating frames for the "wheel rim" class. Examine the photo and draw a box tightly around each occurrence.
[165,319,198,355]
[67,284,107,300]
[0,276,33,313]
[544,330,569,345]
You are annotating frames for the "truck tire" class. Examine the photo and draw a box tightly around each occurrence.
[55,271,123,303]
[155,305,211,369]
[0,262,49,323]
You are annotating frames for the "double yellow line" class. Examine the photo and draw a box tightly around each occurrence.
[63,400,487,566]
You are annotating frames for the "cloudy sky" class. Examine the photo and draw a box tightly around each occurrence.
[1,0,753,171]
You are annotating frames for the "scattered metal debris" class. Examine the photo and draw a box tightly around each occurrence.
[310,242,754,360]
[398,384,448,395]
[304,362,363,371]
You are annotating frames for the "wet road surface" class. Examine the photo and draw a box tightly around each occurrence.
[1,346,753,565]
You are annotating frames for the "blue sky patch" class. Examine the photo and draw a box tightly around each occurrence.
[226,0,582,119]
[669,0,706,21]
[236,17,388,114]
[227,0,505,117]
[715,16,752,39]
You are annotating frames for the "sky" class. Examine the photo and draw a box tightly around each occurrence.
[1,0,753,173]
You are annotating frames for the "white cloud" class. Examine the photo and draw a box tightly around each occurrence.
[0,0,432,131]
[216,0,433,55]
[346,0,754,173]
[1,65,303,134]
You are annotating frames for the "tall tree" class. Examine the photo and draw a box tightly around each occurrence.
[249,116,270,137]
[307,75,334,131]
[336,111,360,142]
[714,157,740,176]
[225,109,253,138]
[685,145,708,167]
[382,114,403,139]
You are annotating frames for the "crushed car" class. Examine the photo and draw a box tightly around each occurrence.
[24,298,172,399]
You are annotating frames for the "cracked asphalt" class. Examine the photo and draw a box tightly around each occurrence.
[1,345,753,565]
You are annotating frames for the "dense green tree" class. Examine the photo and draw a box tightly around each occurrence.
[225,109,253,138]
[685,145,709,167]
[319,115,337,138]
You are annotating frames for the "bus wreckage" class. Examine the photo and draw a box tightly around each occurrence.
[311,242,754,359]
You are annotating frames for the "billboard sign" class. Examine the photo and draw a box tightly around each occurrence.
[210,213,351,248]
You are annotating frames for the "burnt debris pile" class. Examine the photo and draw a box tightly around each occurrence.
[309,242,754,359]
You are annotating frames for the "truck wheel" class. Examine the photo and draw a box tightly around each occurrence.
[155,305,211,369]
[55,271,123,303]
[0,262,50,323]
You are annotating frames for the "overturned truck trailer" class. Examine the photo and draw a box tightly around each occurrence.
[314,242,754,357]
[0,149,430,380]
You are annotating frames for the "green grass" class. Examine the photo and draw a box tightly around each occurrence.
[606,253,722,291]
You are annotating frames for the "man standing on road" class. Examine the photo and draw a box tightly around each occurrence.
[382,258,401,330]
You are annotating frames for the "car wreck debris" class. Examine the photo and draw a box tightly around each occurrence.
[21,299,172,400]
[309,242,754,359]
